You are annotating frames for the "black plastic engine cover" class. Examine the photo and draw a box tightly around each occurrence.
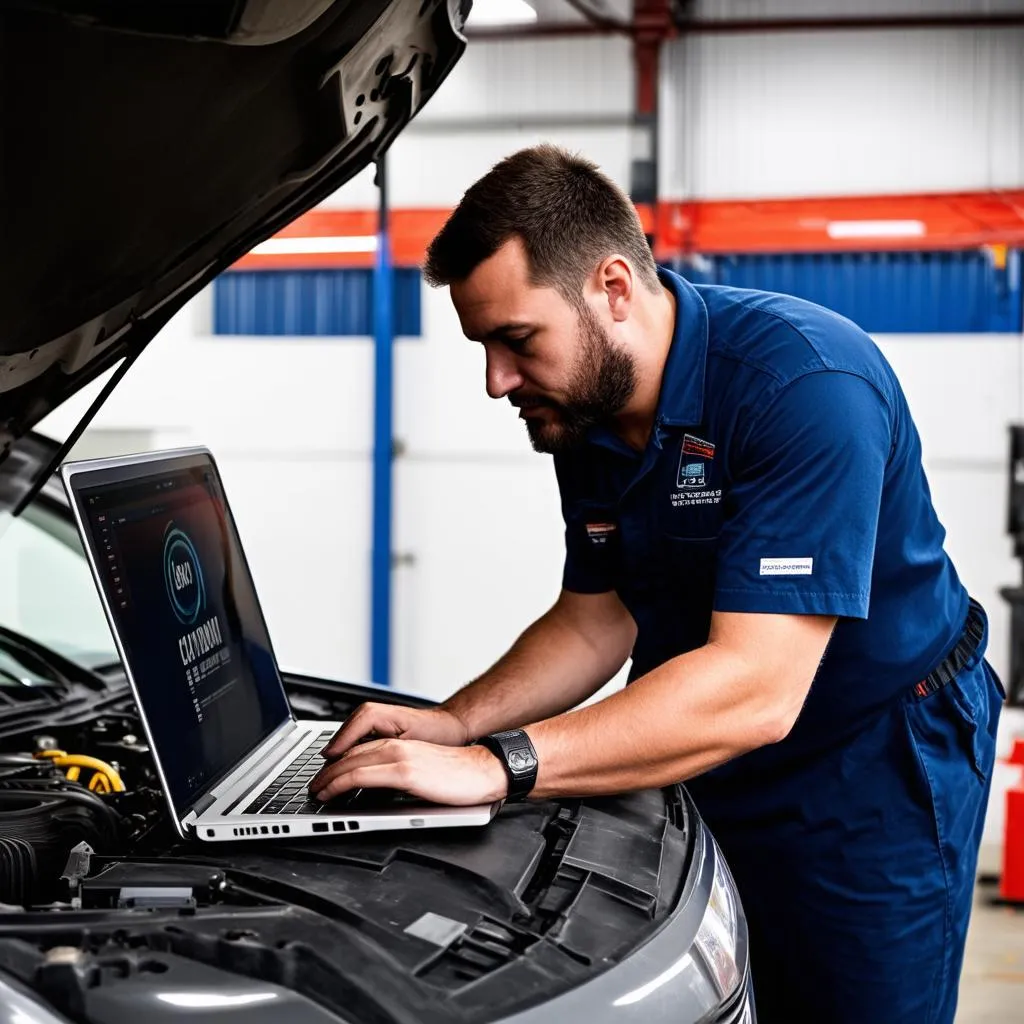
[0,788,692,1024]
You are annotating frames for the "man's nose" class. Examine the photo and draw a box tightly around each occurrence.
[484,345,524,400]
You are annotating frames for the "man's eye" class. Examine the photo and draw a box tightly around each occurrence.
[505,335,532,352]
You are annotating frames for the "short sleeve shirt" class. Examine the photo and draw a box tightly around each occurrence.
[555,268,968,733]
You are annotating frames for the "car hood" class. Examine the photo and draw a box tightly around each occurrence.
[0,0,467,470]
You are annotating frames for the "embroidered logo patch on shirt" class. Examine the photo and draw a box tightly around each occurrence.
[682,434,716,459]
[760,557,813,576]
[678,461,707,489]
[672,434,722,507]
[585,522,617,546]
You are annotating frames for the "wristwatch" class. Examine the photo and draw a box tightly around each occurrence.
[477,729,538,802]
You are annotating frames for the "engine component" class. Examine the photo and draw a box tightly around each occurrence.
[78,861,227,909]
[35,750,126,793]
[0,835,37,904]
[0,757,121,904]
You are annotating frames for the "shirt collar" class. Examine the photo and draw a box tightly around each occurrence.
[654,266,709,430]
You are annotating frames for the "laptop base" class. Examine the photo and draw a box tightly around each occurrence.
[194,802,498,842]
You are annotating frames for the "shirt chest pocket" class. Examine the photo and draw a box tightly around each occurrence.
[619,529,720,606]
[654,534,720,602]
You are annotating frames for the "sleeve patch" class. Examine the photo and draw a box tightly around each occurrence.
[760,557,813,576]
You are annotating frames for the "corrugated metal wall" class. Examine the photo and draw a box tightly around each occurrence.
[320,36,636,211]
[660,26,1024,199]
[673,250,1023,332]
[213,269,422,337]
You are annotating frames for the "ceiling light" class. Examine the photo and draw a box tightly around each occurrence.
[465,0,538,27]
[250,235,378,255]
[825,220,926,240]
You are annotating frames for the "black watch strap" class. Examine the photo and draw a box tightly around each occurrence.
[477,729,538,802]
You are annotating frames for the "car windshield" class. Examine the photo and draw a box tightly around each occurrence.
[0,408,120,670]
[0,497,118,669]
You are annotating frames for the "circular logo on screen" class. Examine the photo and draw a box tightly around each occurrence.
[163,525,206,625]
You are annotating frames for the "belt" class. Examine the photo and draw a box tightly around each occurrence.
[913,599,985,699]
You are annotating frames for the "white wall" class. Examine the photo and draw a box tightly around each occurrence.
[391,286,565,695]
[660,25,1024,198]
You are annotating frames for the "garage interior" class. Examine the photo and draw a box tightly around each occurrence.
[8,0,1023,1020]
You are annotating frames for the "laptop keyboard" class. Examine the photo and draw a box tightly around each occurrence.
[243,728,338,816]
[242,728,418,816]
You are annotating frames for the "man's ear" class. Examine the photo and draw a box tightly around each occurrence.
[593,256,634,323]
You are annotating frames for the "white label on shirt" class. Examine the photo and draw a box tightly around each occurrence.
[760,557,813,576]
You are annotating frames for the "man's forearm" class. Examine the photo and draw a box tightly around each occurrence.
[521,612,835,799]
[442,592,635,741]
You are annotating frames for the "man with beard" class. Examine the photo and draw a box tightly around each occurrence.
[310,146,1003,1023]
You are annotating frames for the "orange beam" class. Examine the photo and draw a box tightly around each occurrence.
[232,208,451,270]
[654,191,1024,257]
[232,191,1024,270]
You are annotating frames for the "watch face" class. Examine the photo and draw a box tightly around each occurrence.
[508,746,536,773]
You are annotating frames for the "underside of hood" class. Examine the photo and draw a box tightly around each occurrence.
[0,0,467,464]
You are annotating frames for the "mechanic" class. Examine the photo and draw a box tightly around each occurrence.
[310,145,1004,1024]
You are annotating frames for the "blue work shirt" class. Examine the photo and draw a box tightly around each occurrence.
[555,267,968,753]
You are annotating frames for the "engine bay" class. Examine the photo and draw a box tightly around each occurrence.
[0,638,694,1023]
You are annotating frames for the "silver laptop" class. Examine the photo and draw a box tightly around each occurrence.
[60,447,500,843]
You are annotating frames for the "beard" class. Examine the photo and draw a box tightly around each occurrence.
[516,305,638,455]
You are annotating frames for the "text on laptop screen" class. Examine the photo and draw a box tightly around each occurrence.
[79,461,290,812]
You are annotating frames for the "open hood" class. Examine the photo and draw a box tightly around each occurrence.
[0,0,468,466]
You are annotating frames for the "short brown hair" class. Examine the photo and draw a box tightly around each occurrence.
[423,144,659,304]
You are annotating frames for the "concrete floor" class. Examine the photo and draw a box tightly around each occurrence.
[956,883,1024,1022]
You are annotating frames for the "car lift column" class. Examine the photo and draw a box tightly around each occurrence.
[371,153,394,686]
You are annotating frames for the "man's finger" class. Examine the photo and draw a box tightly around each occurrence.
[308,739,394,792]
[321,704,383,757]
[315,763,405,802]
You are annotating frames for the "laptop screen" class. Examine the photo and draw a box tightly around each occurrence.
[72,454,290,814]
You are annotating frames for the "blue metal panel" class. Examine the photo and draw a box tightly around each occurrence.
[371,222,394,687]
[213,268,422,337]
[672,250,1022,334]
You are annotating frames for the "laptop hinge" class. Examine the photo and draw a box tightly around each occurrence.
[190,793,218,818]
[181,721,302,827]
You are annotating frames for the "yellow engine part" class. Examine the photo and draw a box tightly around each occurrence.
[34,750,125,792]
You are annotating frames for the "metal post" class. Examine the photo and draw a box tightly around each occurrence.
[371,153,394,686]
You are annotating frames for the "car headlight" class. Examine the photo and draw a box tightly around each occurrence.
[693,845,741,997]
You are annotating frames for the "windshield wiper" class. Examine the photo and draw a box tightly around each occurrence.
[0,626,106,693]
[0,664,33,688]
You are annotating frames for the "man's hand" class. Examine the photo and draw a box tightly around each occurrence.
[309,739,508,806]
[321,703,470,758]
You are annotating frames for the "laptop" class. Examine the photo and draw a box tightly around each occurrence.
[60,447,500,842]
